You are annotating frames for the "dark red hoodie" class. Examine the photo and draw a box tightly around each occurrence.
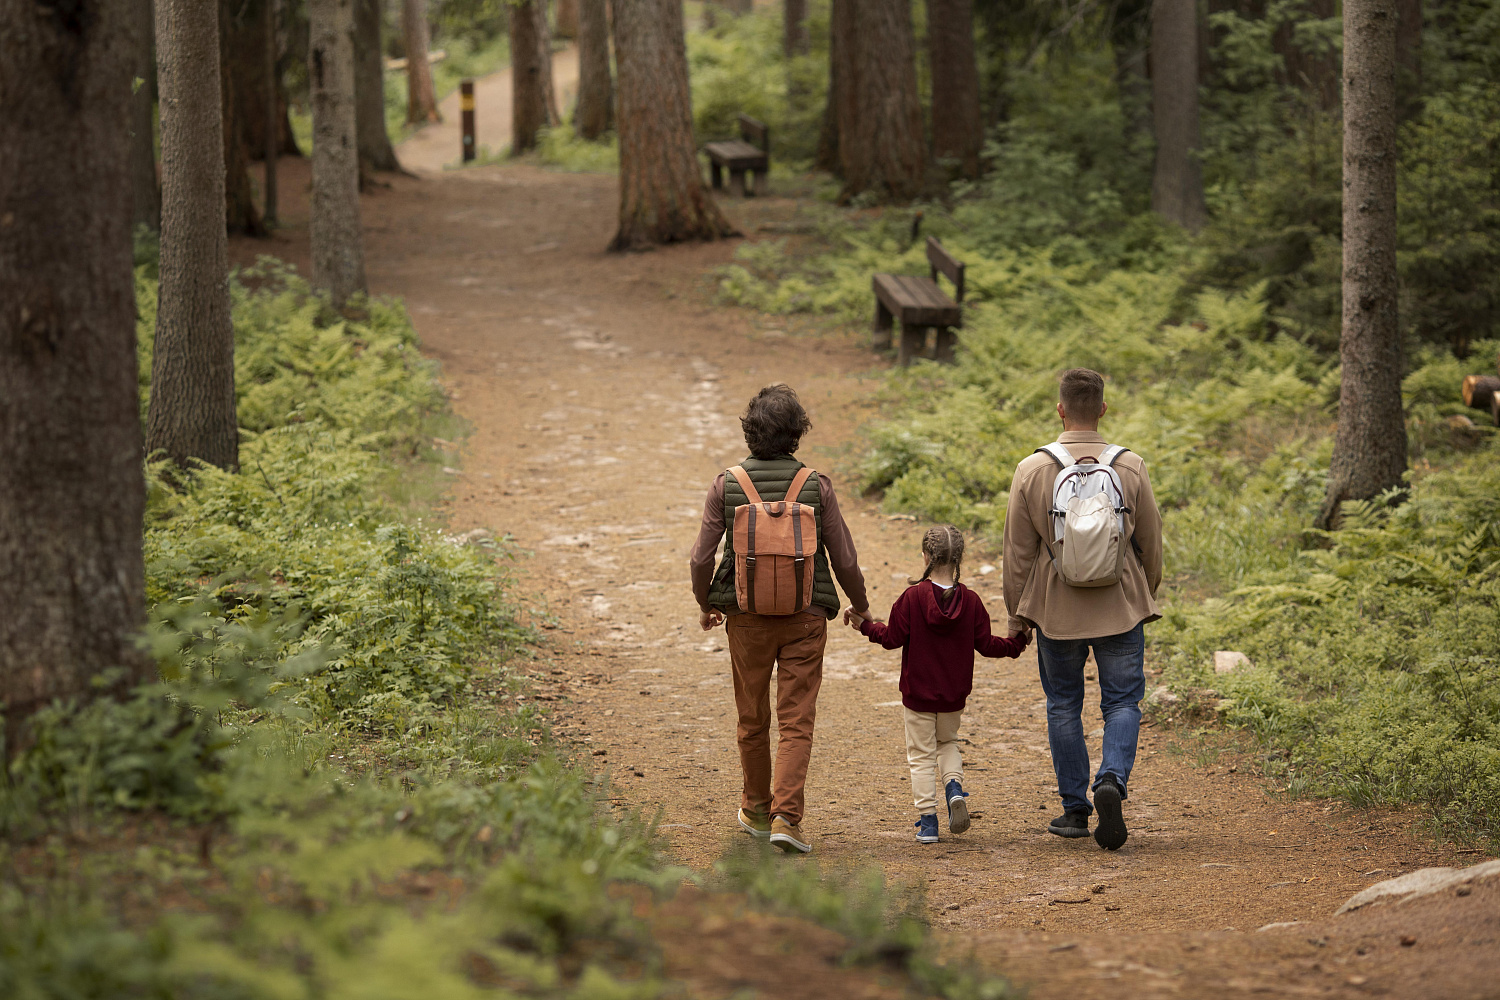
[859,581,1027,713]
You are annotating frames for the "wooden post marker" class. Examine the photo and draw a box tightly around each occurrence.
[460,79,476,162]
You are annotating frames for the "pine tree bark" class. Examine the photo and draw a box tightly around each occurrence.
[1149,0,1207,230]
[815,0,853,174]
[511,0,560,153]
[310,0,368,305]
[131,0,161,231]
[220,0,266,236]
[1316,0,1407,530]
[839,0,925,201]
[402,0,441,124]
[150,0,239,472]
[0,0,151,747]
[355,0,402,172]
[926,0,983,179]
[610,0,736,250]
[223,0,301,159]
[575,0,613,140]
[556,0,579,38]
[784,0,808,56]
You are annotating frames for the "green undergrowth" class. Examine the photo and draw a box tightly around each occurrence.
[708,9,1500,849]
[0,247,1011,998]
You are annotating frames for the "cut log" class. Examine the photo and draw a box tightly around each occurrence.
[1461,374,1500,409]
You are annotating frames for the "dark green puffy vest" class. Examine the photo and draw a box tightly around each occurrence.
[707,456,839,617]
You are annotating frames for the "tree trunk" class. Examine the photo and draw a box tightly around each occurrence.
[723,0,752,13]
[575,0,613,140]
[402,0,441,124]
[784,0,808,56]
[926,0,983,179]
[222,0,301,159]
[264,0,279,225]
[1316,0,1407,529]
[815,0,853,174]
[556,0,579,38]
[1395,0,1421,119]
[355,0,402,172]
[220,0,266,236]
[839,0,926,202]
[1149,0,1207,230]
[0,0,151,749]
[511,0,560,153]
[1111,0,1152,148]
[310,0,368,306]
[1274,0,1339,112]
[610,0,736,250]
[131,0,161,231]
[150,0,240,472]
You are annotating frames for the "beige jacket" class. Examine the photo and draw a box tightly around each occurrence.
[1002,430,1163,640]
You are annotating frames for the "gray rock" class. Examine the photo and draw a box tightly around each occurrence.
[1335,859,1500,915]
[1213,650,1251,674]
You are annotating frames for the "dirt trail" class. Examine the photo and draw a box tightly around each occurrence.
[397,47,580,174]
[233,128,1499,996]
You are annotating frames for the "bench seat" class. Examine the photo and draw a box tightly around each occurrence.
[703,139,768,170]
[872,273,961,328]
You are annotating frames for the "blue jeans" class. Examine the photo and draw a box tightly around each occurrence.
[1036,623,1146,816]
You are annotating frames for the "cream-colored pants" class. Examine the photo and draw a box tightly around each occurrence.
[904,707,964,813]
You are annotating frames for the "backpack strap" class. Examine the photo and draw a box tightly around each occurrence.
[784,466,814,505]
[785,467,815,612]
[1035,442,1073,468]
[727,466,762,504]
[1099,444,1131,468]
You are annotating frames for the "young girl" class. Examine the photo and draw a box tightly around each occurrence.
[845,526,1030,843]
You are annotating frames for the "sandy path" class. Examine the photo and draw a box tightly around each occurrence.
[233,141,1499,996]
[397,46,581,175]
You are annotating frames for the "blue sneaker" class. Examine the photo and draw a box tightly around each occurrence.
[946,779,971,835]
[914,814,939,844]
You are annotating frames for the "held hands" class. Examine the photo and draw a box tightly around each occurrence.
[842,606,878,629]
[699,609,724,631]
[1008,625,1033,647]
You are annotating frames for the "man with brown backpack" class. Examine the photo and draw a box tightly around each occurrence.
[689,384,871,854]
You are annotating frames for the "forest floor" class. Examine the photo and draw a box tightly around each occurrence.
[236,94,1500,998]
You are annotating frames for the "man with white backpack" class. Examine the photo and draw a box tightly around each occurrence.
[1002,368,1163,850]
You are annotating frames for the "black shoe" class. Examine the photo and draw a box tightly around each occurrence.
[1048,810,1090,838]
[1093,779,1127,851]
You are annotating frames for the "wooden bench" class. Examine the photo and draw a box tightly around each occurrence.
[872,237,965,366]
[704,114,769,197]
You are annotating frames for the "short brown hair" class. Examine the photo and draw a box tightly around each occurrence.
[741,384,812,459]
[1059,368,1105,421]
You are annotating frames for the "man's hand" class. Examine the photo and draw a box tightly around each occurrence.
[699,609,724,631]
[1009,625,1033,646]
[843,606,875,629]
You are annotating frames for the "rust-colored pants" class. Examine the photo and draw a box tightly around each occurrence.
[725,610,827,826]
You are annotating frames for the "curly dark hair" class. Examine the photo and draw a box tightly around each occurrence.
[740,384,812,459]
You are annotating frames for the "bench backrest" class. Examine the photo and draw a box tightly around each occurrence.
[927,237,965,304]
[739,113,769,153]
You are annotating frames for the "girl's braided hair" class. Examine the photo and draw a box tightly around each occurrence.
[915,524,965,585]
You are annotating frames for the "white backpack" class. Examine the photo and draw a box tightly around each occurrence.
[1036,442,1133,588]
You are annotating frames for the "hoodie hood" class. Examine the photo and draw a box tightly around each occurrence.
[914,580,968,632]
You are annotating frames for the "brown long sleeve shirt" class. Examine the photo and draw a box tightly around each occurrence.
[690,472,869,618]
[1002,430,1163,640]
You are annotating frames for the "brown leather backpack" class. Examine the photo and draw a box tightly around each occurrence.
[727,465,818,616]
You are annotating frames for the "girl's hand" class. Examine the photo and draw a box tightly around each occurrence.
[1009,626,1032,647]
[843,606,871,628]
